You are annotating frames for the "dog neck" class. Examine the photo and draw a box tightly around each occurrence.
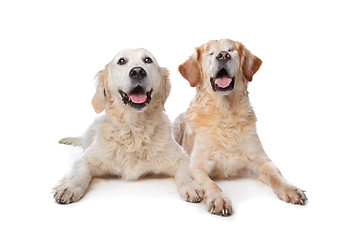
[105,96,163,129]
[187,83,256,137]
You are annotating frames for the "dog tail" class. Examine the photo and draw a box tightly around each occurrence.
[173,113,186,146]
[58,137,83,147]
[59,119,98,149]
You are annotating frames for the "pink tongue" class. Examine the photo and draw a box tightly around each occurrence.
[129,94,147,104]
[215,77,232,88]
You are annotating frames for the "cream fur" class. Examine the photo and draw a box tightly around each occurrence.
[175,39,307,216]
[54,49,203,204]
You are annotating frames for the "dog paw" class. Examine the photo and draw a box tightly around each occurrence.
[276,186,307,205]
[205,191,232,216]
[178,182,204,203]
[53,184,85,204]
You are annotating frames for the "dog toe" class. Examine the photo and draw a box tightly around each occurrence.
[277,186,307,205]
[206,191,232,216]
[178,182,204,203]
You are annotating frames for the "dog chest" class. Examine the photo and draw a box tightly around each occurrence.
[208,150,250,178]
[190,114,255,148]
[93,122,153,175]
[96,118,171,179]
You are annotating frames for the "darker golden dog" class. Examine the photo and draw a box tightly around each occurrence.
[174,39,307,216]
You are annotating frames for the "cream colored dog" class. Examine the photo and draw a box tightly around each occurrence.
[174,39,307,216]
[54,48,203,204]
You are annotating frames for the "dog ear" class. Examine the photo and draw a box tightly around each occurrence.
[236,42,262,82]
[160,67,171,108]
[91,65,108,113]
[178,47,202,87]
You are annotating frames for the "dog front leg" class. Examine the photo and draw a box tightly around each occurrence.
[190,148,232,216]
[252,159,307,205]
[174,159,204,203]
[160,145,204,203]
[53,159,92,204]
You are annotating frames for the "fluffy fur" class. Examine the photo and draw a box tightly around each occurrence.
[54,48,203,204]
[174,39,307,216]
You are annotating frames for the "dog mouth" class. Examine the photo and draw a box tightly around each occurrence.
[210,68,235,92]
[118,86,153,110]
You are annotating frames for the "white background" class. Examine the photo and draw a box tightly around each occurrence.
[1,0,359,239]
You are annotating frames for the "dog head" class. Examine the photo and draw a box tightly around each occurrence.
[92,48,170,113]
[178,39,262,95]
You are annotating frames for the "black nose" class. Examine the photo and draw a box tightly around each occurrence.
[216,51,231,62]
[129,67,147,80]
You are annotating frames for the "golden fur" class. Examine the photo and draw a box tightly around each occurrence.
[54,48,203,204]
[174,39,307,216]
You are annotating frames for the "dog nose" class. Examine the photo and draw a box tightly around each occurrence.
[129,67,147,80]
[216,51,231,61]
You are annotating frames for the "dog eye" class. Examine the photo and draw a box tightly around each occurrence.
[117,58,126,65]
[144,57,153,64]
[209,52,214,56]
[227,49,232,52]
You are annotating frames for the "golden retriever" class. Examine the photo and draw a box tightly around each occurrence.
[174,39,307,216]
[54,48,203,204]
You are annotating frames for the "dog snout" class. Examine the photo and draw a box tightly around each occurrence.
[216,51,231,62]
[129,67,147,80]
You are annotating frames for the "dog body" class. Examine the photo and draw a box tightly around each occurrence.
[175,39,307,216]
[54,48,203,204]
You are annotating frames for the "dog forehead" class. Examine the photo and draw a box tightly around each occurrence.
[205,39,236,51]
[113,48,156,63]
